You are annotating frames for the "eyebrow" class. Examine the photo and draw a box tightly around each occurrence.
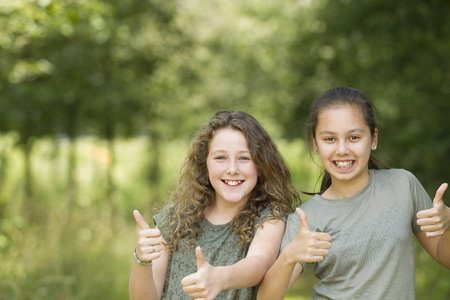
[209,149,251,154]
[318,128,365,135]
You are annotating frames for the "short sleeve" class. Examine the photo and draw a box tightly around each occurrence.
[406,171,433,233]
[153,205,171,243]
[255,208,287,229]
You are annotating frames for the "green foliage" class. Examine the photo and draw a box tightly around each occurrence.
[1,0,449,299]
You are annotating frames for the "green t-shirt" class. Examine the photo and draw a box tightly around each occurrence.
[154,207,274,300]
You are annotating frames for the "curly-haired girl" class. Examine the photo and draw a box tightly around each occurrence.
[129,110,301,299]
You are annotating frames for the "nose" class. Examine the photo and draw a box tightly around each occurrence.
[335,140,350,155]
[226,160,239,175]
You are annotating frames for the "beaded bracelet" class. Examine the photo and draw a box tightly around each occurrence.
[133,252,153,266]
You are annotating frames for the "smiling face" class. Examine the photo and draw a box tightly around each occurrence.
[313,105,378,196]
[207,128,258,209]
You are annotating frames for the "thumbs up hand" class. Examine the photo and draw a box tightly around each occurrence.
[181,247,221,300]
[283,208,331,264]
[133,209,163,264]
[417,183,450,238]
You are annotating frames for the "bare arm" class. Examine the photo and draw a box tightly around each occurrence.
[181,218,285,299]
[416,183,450,269]
[257,253,304,300]
[129,210,169,300]
[258,208,331,300]
[220,218,286,289]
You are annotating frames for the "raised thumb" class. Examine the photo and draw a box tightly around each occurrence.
[133,209,150,230]
[195,246,207,270]
[296,207,310,232]
[433,183,448,207]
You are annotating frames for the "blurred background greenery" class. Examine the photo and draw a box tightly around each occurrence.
[0,0,449,299]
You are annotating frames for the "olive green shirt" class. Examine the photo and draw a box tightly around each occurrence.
[154,207,274,300]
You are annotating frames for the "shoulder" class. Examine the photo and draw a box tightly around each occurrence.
[256,207,287,226]
[285,195,321,227]
[371,168,418,185]
[372,168,410,177]
[153,203,177,238]
[372,168,430,204]
[153,204,172,223]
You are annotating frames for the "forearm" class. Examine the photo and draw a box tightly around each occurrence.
[217,255,268,291]
[438,230,450,269]
[216,219,287,291]
[129,263,160,300]
[257,252,300,300]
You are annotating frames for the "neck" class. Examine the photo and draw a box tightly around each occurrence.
[205,201,245,225]
[323,171,371,199]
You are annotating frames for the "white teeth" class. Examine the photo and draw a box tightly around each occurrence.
[335,161,353,168]
[224,180,242,186]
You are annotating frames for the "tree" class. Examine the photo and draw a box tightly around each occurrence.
[285,0,450,194]
[0,0,187,217]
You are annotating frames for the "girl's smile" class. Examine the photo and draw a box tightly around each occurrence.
[223,180,243,186]
[334,160,354,168]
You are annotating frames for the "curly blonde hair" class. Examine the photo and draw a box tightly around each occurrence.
[160,111,301,251]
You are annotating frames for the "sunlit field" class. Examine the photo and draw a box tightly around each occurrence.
[0,135,448,299]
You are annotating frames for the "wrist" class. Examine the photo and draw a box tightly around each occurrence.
[208,265,227,291]
[281,244,302,266]
[133,252,152,266]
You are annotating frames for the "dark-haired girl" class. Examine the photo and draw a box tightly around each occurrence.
[258,87,450,300]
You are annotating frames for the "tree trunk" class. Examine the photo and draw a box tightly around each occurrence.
[66,101,79,221]
[21,108,35,220]
[147,129,161,204]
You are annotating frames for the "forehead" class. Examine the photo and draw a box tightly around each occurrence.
[317,105,368,131]
[209,128,249,150]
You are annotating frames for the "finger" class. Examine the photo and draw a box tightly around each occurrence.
[420,223,444,233]
[181,274,195,287]
[309,255,327,262]
[424,228,446,238]
[417,207,435,219]
[296,207,309,232]
[142,244,162,254]
[195,246,207,270]
[417,213,441,226]
[151,244,163,252]
[182,283,198,293]
[433,183,448,207]
[138,251,162,263]
[133,209,150,230]
[181,272,203,288]
[313,232,332,242]
[315,240,332,249]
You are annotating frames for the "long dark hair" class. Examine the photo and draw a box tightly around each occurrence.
[305,87,389,195]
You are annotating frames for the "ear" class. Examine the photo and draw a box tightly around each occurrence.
[372,128,378,150]
[312,135,319,153]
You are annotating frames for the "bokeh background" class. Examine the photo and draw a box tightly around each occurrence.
[1,0,449,299]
